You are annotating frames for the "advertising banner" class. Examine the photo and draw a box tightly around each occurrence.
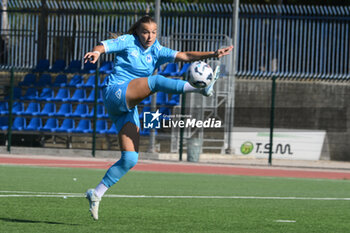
[233,128,326,160]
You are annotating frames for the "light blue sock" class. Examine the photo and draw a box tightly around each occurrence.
[102,151,138,188]
[148,75,186,94]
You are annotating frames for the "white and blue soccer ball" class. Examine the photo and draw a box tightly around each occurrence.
[187,61,213,88]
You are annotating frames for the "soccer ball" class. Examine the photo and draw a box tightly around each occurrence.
[187,61,214,88]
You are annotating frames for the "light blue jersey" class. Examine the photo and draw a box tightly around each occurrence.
[100,34,179,135]
[101,34,178,85]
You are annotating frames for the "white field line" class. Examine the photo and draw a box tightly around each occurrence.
[0,191,350,201]
[0,163,110,167]
[0,191,81,194]
[275,220,296,223]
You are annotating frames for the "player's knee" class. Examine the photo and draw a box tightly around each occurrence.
[121,151,138,170]
[147,75,163,93]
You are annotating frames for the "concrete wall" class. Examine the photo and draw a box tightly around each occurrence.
[234,78,350,161]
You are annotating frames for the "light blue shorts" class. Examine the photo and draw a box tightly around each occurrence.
[102,80,140,135]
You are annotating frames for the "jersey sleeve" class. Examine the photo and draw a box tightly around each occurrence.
[100,35,131,54]
[156,44,178,66]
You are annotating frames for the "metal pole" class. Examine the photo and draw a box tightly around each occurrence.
[155,0,161,36]
[38,0,48,62]
[268,75,277,165]
[1,0,9,48]
[92,68,99,157]
[226,0,239,154]
[179,92,186,161]
[148,0,161,153]
[268,0,282,165]
[7,68,14,153]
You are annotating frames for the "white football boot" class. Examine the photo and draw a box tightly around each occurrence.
[201,65,221,97]
[86,189,101,220]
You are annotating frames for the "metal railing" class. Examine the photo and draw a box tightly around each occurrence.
[1,1,350,78]
[238,4,350,79]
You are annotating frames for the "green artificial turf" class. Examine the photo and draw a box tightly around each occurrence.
[1,165,350,233]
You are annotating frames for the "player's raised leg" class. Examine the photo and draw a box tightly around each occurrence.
[125,75,203,109]
[125,64,221,109]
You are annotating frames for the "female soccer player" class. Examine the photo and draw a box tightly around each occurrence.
[84,15,232,220]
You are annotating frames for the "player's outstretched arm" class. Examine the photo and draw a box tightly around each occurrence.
[84,45,105,64]
[175,45,233,62]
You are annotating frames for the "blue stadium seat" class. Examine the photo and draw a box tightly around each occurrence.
[99,61,113,74]
[156,92,168,105]
[32,59,50,73]
[52,74,67,87]
[6,87,22,100]
[13,87,22,100]
[49,59,66,73]
[18,73,37,87]
[83,75,100,88]
[0,117,8,130]
[56,118,75,133]
[35,74,52,87]
[174,63,190,76]
[55,103,72,117]
[87,104,105,118]
[51,88,70,102]
[81,61,97,74]
[12,117,26,131]
[140,96,151,105]
[4,87,22,100]
[40,118,59,132]
[67,75,84,87]
[159,107,171,120]
[0,102,8,115]
[38,103,56,117]
[24,118,42,131]
[12,102,24,115]
[73,119,92,133]
[139,106,151,120]
[101,106,108,118]
[99,77,107,87]
[22,102,40,116]
[96,120,108,134]
[106,123,117,134]
[64,60,82,73]
[158,63,178,76]
[71,104,89,117]
[97,105,107,118]
[140,127,150,136]
[20,87,38,100]
[37,87,54,101]
[166,94,180,106]
[86,89,103,103]
[68,89,86,102]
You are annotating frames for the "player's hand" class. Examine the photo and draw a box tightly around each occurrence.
[215,46,233,58]
[84,51,100,64]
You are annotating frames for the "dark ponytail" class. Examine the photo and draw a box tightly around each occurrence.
[109,15,156,39]
[127,15,156,35]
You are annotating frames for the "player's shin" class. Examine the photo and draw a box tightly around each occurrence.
[148,74,202,94]
[101,151,139,188]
